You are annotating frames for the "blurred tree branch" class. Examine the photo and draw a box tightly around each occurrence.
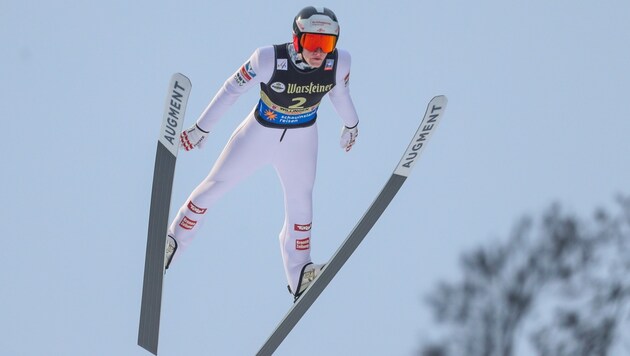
[419,195,630,356]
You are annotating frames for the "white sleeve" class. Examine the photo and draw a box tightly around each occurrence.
[195,46,275,132]
[328,49,359,128]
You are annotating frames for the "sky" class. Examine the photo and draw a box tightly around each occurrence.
[2,1,629,355]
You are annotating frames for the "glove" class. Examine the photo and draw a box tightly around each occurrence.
[180,124,209,151]
[340,124,358,152]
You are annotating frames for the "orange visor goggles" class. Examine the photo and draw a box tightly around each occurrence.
[300,33,337,53]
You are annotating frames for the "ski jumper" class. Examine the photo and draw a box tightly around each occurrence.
[168,43,359,293]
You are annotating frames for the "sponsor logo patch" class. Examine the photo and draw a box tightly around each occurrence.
[264,109,277,120]
[324,59,334,71]
[234,61,256,86]
[287,82,333,94]
[187,201,207,214]
[277,58,288,70]
[234,72,247,86]
[294,223,312,232]
[296,237,310,250]
[270,82,286,93]
[242,61,256,79]
[179,216,197,230]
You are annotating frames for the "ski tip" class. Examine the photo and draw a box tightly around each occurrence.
[393,95,448,177]
[172,72,191,87]
[431,95,448,106]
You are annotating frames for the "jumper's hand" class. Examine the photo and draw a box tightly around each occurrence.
[340,125,358,152]
[180,124,209,151]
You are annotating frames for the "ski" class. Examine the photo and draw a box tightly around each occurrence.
[256,95,448,356]
[138,73,191,355]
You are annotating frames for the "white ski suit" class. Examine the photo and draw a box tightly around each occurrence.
[168,43,359,293]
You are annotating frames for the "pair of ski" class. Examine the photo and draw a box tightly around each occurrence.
[138,73,448,355]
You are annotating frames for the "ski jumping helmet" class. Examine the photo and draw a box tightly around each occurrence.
[292,6,340,54]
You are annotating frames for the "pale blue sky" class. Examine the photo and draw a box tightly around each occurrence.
[2,1,629,355]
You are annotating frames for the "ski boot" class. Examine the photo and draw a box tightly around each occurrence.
[164,235,178,271]
[289,262,326,302]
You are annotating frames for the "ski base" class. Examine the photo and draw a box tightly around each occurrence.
[138,73,191,355]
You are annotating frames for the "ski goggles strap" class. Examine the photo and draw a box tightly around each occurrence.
[300,33,337,53]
